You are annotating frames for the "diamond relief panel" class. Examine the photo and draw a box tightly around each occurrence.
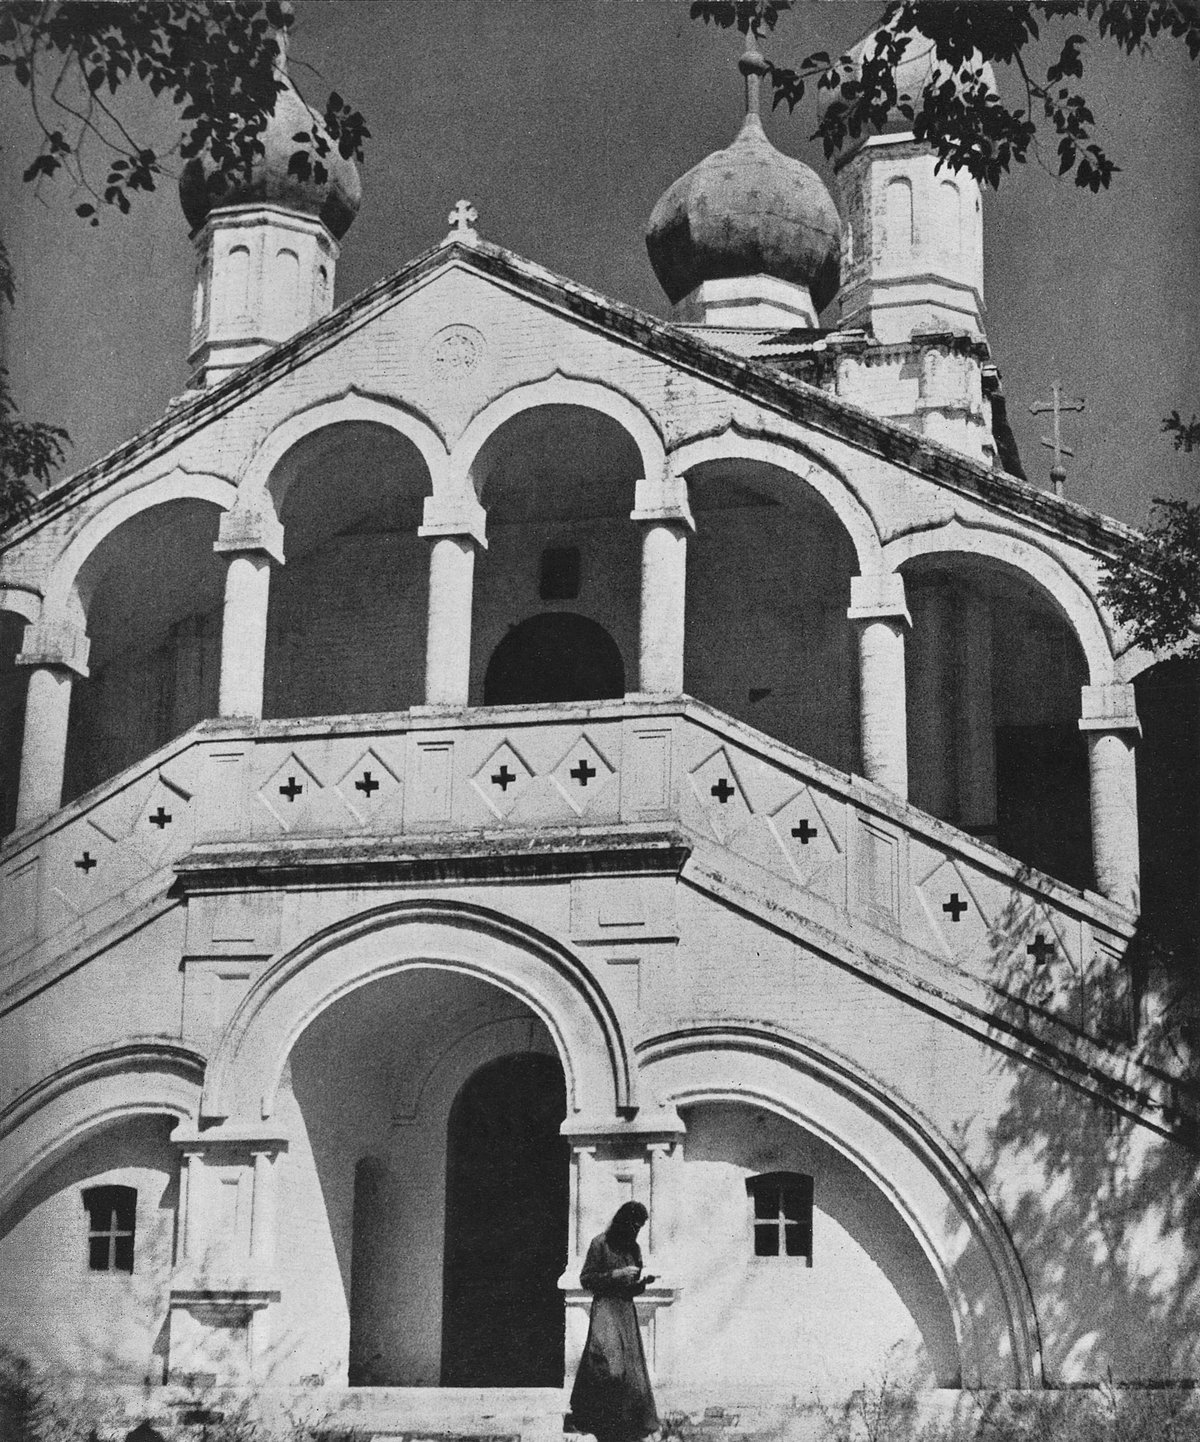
[256,752,326,832]
[335,747,403,829]
[687,746,752,843]
[551,734,617,816]
[471,740,535,819]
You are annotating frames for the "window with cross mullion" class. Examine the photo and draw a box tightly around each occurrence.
[746,1171,813,1265]
[82,1184,137,1273]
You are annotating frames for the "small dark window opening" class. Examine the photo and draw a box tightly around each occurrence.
[83,1184,136,1272]
[746,1171,813,1265]
[539,547,581,601]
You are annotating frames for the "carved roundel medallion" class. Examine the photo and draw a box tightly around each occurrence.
[430,323,486,375]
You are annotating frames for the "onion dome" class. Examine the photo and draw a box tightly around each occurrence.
[179,69,361,240]
[646,38,842,313]
[844,26,999,136]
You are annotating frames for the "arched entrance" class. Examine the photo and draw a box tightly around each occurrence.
[483,612,625,706]
[441,1052,569,1386]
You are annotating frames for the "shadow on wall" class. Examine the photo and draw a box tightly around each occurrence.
[952,883,1200,1385]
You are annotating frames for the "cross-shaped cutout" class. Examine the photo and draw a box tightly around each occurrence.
[1026,933,1056,967]
[148,806,172,829]
[791,818,818,845]
[355,771,380,797]
[448,198,478,235]
[570,758,597,787]
[279,776,303,803]
[75,851,97,873]
[492,764,517,792]
[711,777,735,804]
[942,892,968,923]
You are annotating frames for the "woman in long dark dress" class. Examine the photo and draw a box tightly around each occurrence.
[569,1202,660,1442]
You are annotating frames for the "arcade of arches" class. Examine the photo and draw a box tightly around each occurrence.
[3,406,1197,951]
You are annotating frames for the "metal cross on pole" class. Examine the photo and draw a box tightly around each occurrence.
[1029,381,1085,498]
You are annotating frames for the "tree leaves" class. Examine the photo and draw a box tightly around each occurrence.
[0,0,369,523]
[732,0,1198,193]
[1101,499,1200,660]
[2,1,368,228]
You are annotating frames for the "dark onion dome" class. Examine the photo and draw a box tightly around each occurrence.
[179,76,361,240]
[646,40,842,314]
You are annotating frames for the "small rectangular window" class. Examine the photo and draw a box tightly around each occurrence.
[746,1172,813,1265]
[540,546,581,601]
[83,1184,136,1273]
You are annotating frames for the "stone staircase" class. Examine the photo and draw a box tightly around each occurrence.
[0,696,1158,1110]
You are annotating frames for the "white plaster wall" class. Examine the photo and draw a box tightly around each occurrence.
[662,1103,946,1400]
[0,1115,177,1380]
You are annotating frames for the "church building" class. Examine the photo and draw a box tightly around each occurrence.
[1,25,1198,1436]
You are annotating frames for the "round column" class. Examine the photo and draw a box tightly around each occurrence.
[217,551,273,718]
[213,508,284,721]
[638,520,689,694]
[15,665,75,826]
[14,619,91,827]
[423,533,477,706]
[955,584,997,839]
[1080,684,1141,910]
[849,574,911,801]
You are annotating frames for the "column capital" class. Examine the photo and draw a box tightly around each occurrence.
[848,572,911,626]
[16,617,90,676]
[1079,683,1141,736]
[418,495,488,548]
[631,471,695,531]
[561,1109,686,1145]
[172,1124,289,1156]
[214,505,285,563]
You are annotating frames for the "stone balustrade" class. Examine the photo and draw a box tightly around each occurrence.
[0,698,1136,1043]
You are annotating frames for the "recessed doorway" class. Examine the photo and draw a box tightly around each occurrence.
[441,1052,570,1385]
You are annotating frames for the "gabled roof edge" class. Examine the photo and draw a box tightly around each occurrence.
[1,237,1144,562]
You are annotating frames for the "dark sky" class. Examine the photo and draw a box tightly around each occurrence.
[2,0,1198,527]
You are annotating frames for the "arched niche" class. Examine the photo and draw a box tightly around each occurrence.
[62,498,226,802]
[0,1111,182,1379]
[683,456,861,774]
[0,606,31,836]
[276,965,568,1387]
[668,1099,957,1394]
[483,611,625,706]
[468,404,642,707]
[900,551,1092,889]
[262,420,434,719]
[639,1028,1040,1391]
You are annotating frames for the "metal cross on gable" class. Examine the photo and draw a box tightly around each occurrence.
[1030,381,1085,498]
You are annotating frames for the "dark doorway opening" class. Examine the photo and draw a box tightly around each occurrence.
[995,724,1092,890]
[1136,661,1200,966]
[441,1052,569,1386]
[483,612,624,707]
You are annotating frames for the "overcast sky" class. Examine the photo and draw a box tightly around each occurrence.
[2,0,1197,528]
